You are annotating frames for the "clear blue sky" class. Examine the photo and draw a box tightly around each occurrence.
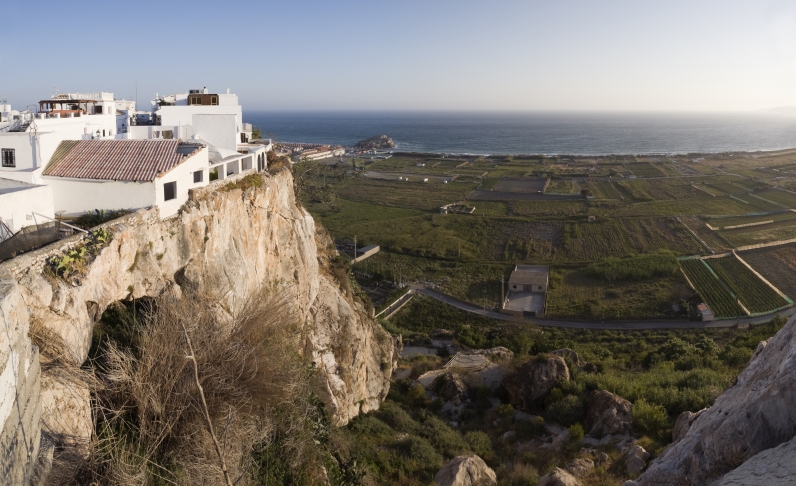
[3,0,796,111]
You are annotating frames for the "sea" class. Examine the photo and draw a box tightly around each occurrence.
[243,111,796,156]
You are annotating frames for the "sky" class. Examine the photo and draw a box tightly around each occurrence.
[3,0,796,112]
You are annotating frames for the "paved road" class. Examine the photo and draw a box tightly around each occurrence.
[411,285,795,330]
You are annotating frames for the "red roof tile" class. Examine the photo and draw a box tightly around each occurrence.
[43,140,202,182]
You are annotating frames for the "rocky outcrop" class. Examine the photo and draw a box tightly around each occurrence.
[623,445,650,475]
[586,390,633,437]
[708,436,796,486]
[0,170,398,460]
[434,455,496,486]
[634,315,796,485]
[538,467,581,486]
[503,356,569,410]
[564,458,594,478]
[437,373,468,402]
[355,134,395,150]
[672,409,704,442]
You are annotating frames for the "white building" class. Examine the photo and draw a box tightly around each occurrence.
[0,93,127,184]
[0,178,55,236]
[41,139,209,218]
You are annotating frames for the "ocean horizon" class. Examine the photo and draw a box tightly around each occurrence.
[243,110,796,156]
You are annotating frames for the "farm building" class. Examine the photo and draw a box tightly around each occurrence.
[696,303,714,322]
[502,264,549,318]
[353,244,380,263]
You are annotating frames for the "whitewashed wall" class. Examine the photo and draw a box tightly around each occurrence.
[0,182,55,233]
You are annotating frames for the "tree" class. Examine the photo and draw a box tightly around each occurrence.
[291,157,320,201]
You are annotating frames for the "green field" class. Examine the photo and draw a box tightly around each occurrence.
[704,257,788,313]
[679,259,745,318]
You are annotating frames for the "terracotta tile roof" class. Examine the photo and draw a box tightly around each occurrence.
[43,140,203,182]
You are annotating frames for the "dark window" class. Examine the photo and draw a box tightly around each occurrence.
[189,96,202,105]
[162,130,174,140]
[538,286,542,290]
[1,149,15,168]
[211,96,218,105]
[164,181,177,201]
[193,170,203,183]
[102,130,106,137]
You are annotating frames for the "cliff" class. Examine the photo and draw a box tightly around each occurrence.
[632,315,796,485]
[0,169,398,482]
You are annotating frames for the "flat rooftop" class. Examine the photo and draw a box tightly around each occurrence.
[504,291,545,314]
[0,178,43,196]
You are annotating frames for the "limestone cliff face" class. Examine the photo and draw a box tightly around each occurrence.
[0,170,398,454]
[633,315,796,485]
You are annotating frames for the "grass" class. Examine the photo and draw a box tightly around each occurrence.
[333,177,477,211]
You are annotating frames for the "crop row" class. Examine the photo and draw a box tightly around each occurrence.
[741,246,796,300]
[679,259,744,318]
[705,257,788,313]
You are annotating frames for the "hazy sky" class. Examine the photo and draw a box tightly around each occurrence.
[3,0,796,111]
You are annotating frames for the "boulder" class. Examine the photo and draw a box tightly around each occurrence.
[434,455,497,486]
[437,373,468,402]
[672,409,704,442]
[471,346,514,365]
[586,390,633,437]
[624,445,650,476]
[551,348,582,367]
[503,356,570,409]
[565,458,594,478]
[634,316,796,485]
[538,467,582,486]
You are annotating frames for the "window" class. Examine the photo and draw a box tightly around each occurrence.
[1,149,15,168]
[211,96,218,105]
[189,96,202,105]
[193,170,203,183]
[162,130,174,140]
[164,181,177,201]
[538,286,543,290]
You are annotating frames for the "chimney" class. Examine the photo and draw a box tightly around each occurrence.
[226,88,230,94]
[203,87,208,94]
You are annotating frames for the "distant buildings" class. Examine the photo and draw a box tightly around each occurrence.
[276,142,345,161]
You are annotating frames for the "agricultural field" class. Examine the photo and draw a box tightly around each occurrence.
[704,256,789,313]
[493,177,548,193]
[679,259,745,318]
[752,189,796,207]
[741,245,796,299]
[679,216,733,253]
[332,177,477,211]
[625,161,666,177]
[545,179,575,194]
[584,180,623,199]
[545,267,691,320]
[719,220,796,248]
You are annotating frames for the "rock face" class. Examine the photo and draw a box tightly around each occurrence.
[672,409,703,442]
[0,170,398,459]
[708,436,796,486]
[565,458,594,478]
[437,373,468,402]
[503,356,569,409]
[355,134,395,150]
[538,467,582,486]
[635,315,796,485]
[434,455,497,486]
[586,390,633,437]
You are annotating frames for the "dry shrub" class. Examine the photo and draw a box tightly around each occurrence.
[65,287,325,485]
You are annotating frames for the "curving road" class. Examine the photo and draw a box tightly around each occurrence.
[410,285,795,330]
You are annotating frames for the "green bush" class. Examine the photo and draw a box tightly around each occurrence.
[632,398,669,439]
[544,394,586,427]
[720,346,753,368]
[568,423,584,443]
[397,436,443,471]
[420,416,468,458]
[464,431,493,460]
